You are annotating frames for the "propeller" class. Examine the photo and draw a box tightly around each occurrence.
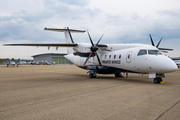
[149,34,173,51]
[83,31,103,67]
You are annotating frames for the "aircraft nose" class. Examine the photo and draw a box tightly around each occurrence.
[165,60,178,72]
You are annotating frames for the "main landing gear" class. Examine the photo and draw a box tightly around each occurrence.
[115,72,123,77]
[88,70,97,78]
[89,73,96,78]
[89,72,123,78]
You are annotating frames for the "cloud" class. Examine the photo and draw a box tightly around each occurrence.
[0,0,180,58]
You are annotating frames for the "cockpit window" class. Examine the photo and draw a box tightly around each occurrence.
[148,50,162,55]
[137,49,147,56]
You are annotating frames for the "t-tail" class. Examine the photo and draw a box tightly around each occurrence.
[44,27,85,54]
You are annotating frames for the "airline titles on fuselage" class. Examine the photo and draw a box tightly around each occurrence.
[102,60,121,64]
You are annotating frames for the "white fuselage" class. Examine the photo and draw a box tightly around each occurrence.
[65,43,177,74]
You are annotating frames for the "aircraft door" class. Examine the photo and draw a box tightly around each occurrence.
[126,51,132,63]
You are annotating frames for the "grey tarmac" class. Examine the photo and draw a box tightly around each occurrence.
[0,65,180,120]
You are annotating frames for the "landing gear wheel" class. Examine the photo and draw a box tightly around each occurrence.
[153,78,162,84]
[89,73,93,78]
[158,77,162,82]
[89,73,96,78]
[115,72,122,77]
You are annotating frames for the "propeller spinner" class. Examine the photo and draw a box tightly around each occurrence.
[83,31,103,67]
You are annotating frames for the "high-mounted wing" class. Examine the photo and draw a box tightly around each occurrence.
[158,48,173,51]
[44,28,86,33]
[3,43,78,50]
[3,43,78,47]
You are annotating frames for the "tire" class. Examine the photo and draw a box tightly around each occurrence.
[89,73,94,78]
[115,72,121,77]
[158,78,162,82]
[153,78,160,84]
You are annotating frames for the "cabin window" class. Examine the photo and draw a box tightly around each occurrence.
[105,55,107,59]
[128,54,130,59]
[109,55,111,59]
[137,49,147,56]
[148,50,162,55]
[114,55,116,59]
[119,55,121,59]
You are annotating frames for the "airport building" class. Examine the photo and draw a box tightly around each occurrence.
[32,53,68,64]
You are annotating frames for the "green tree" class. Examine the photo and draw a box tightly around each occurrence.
[11,58,15,61]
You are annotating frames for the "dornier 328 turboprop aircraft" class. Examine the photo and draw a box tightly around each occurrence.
[4,27,178,84]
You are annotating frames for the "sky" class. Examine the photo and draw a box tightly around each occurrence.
[0,0,180,59]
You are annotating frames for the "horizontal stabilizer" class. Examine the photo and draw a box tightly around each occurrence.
[3,43,78,47]
[44,28,86,33]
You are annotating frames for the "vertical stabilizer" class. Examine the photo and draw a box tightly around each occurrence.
[64,27,74,54]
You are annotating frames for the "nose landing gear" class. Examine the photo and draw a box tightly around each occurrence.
[153,77,162,84]
[153,73,165,84]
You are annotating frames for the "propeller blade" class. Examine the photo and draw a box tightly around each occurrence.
[149,34,155,46]
[95,52,102,67]
[87,30,94,46]
[96,34,104,45]
[83,52,92,65]
[156,37,163,48]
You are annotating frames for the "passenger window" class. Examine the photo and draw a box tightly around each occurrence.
[119,55,121,59]
[109,55,111,59]
[138,49,147,56]
[148,50,162,55]
[114,55,116,59]
[105,55,107,59]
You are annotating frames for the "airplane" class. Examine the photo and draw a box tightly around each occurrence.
[171,57,180,68]
[4,27,178,84]
[6,60,19,67]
